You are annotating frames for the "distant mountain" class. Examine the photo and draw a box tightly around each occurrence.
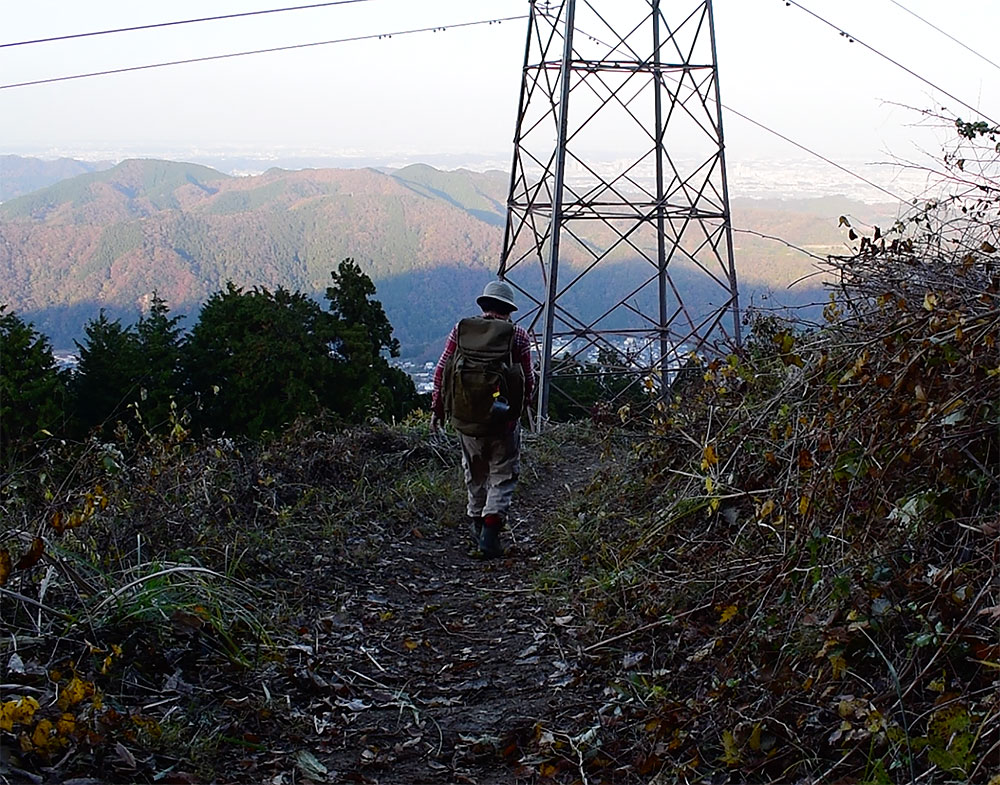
[0,158,898,359]
[0,155,116,202]
[0,159,509,356]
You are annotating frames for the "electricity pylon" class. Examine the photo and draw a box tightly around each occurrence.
[499,0,739,423]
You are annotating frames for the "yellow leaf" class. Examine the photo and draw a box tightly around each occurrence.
[758,499,776,519]
[749,723,762,752]
[701,443,719,470]
[58,677,89,710]
[923,291,938,311]
[720,729,741,765]
[719,605,738,624]
[0,703,13,732]
[798,495,812,516]
[705,475,715,495]
[31,718,54,750]
[10,697,39,725]
[403,639,419,651]
[829,653,847,678]
[1,697,40,731]
[56,713,76,735]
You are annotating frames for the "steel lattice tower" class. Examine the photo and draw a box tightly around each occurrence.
[500,0,740,422]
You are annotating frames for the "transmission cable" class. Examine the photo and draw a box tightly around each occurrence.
[0,15,526,91]
[885,0,1000,74]
[565,19,911,205]
[782,0,998,128]
[0,1,377,49]
[721,104,909,204]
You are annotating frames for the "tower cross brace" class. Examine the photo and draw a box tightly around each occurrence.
[499,0,740,424]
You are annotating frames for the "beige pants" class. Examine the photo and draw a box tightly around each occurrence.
[458,425,521,518]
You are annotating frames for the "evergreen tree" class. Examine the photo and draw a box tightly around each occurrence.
[184,284,341,438]
[325,259,417,421]
[326,259,400,358]
[182,262,419,437]
[136,292,186,430]
[0,306,68,458]
[72,311,143,431]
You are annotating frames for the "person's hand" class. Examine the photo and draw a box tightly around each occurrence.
[430,412,442,433]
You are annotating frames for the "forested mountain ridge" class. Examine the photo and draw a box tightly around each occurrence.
[0,159,507,354]
[0,154,115,202]
[0,157,897,357]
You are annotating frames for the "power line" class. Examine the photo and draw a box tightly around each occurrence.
[885,0,1000,74]
[782,0,999,128]
[720,103,909,205]
[0,1,377,49]
[556,19,911,205]
[0,15,526,91]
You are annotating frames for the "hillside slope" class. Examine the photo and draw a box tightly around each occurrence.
[0,155,115,202]
[0,159,897,356]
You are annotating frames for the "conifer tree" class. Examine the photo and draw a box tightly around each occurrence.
[0,306,68,458]
[136,293,186,431]
[72,311,143,431]
[184,284,341,437]
[325,259,418,421]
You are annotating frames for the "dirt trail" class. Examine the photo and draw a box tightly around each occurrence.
[247,438,607,784]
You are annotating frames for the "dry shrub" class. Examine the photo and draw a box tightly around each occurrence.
[546,129,1000,782]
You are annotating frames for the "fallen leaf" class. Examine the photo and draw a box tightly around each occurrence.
[115,741,137,768]
[335,698,371,712]
[0,549,10,586]
[57,677,91,710]
[31,718,54,750]
[720,729,740,765]
[687,639,717,663]
[718,605,738,624]
[295,749,328,780]
[15,538,45,571]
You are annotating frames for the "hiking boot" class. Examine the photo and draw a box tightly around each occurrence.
[467,515,484,546]
[478,514,504,559]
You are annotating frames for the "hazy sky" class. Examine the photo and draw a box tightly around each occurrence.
[2,0,998,169]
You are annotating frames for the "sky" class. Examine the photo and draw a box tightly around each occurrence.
[2,0,999,176]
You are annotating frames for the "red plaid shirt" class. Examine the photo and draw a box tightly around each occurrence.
[431,312,534,416]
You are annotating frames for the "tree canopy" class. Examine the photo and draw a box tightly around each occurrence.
[0,306,67,460]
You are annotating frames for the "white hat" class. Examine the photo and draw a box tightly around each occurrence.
[476,279,518,312]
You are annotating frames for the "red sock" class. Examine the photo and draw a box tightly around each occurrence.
[483,514,502,528]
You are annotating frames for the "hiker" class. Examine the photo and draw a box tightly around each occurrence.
[430,280,534,558]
